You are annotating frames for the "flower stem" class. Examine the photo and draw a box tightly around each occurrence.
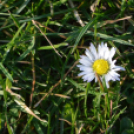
[95,72,104,92]
[95,72,110,130]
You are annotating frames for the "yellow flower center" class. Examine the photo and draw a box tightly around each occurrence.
[93,59,109,75]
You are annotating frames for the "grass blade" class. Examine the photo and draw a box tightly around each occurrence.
[86,30,134,46]
[0,63,13,82]
[17,36,35,61]
[67,78,105,95]
[38,42,68,50]
[71,18,96,53]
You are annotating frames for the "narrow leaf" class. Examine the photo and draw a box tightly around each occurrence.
[0,63,13,82]
[86,31,134,46]
[67,78,105,95]
[38,42,68,50]
[14,98,47,123]
[71,18,96,53]
[17,36,35,61]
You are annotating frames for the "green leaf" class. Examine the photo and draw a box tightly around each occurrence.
[7,123,14,134]
[67,78,105,96]
[71,18,96,53]
[38,42,68,50]
[108,107,127,132]
[6,78,12,89]
[33,119,44,134]
[122,129,134,134]
[0,63,13,82]
[2,23,26,62]
[0,0,8,9]
[86,31,134,46]
[120,117,133,133]
[14,98,47,123]
[0,8,75,30]
[84,83,91,117]
[16,0,31,14]
[93,94,101,121]
[20,116,33,134]
[17,36,35,61]
[9,12,20,28]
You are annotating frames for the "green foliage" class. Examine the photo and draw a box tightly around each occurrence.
[0,0,133,133]
[120,117,134,134]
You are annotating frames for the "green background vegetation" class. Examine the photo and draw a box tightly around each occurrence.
[0,0,134,133]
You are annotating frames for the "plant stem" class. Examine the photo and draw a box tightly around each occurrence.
[29,53,35,108]
[95,72,104,92]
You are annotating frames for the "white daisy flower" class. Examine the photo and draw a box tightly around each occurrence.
[77,42,125,88]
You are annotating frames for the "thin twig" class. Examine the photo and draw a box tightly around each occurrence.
[78,124,84,134]
[59,118,72,125]
[17,61,47,75]
[34,80,61,108]
[32,20,62,57]
[99,16,132,27]
[68,0,85,27]
[17,61,31,65]
[34,60,79,108]
[29,53,36,108]
[33,20,67,39]
[39,93,70,99]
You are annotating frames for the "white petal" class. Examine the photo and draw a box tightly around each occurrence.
[104,43,107,47]
[101,42,104,47]
[79,59,92,66]
[105,75,110,88]
[77,65,93,72]
[113,70,120,76]
[105,74,110,81]
[80,55,92,62]
[78,69,93,76]
[104,77,110,88]
[98,44,107,59]
[78,72,85,76]
[98,45,103,58]
[85,49,94,61]
[87,73,95,82]
[82,73,95,82]
[105,72,115,81]
[108,70,120,81]
[104,48,109,60]
[114,66,125,71]
[78,72,87,76]
[90,43,98,59]
[109,47,116,60]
